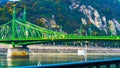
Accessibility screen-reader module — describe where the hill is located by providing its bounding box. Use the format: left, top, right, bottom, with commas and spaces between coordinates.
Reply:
0, 0, 120, 35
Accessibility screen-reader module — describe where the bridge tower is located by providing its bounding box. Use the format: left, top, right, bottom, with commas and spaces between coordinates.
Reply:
89, 24, 92, 36
7, 6, 29, 58
12, 5, 16, 46
23, 7, 26, 21
79, 26, 82, 36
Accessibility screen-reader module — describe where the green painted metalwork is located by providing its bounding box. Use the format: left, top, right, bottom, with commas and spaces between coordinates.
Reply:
89, 24, 92, 36
0, 7, 119, 45
79, 26, 82, 36
12, 6, 16, 46
23, 7, 26, 22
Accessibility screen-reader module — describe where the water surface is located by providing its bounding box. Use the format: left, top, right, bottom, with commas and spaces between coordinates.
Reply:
0, 54, 120, 68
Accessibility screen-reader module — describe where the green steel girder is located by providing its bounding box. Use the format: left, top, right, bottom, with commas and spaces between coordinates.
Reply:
0, 36, 119, 45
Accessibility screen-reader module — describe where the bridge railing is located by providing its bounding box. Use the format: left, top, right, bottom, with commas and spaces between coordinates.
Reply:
16, 58, 120, 68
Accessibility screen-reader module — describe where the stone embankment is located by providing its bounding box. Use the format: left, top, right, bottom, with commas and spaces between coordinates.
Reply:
0, 44, 120, 55
28, 45, 120, 55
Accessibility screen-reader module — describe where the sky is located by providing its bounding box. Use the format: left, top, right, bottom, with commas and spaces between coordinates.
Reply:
0, 0, 20, 3
9, 0, 20, 2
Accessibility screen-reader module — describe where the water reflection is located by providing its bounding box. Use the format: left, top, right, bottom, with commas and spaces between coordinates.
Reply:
29, 55, 88, 65
7, 58, 29, 67
0, 54, 120, 67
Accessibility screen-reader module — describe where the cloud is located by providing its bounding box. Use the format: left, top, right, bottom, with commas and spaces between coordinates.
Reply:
9, 0, 20, 2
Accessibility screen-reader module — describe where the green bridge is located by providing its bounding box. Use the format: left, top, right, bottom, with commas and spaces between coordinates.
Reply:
0, 6, 120, 58
0, 6, 120, 45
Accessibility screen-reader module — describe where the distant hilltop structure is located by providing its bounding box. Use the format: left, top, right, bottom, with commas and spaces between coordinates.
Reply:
39, 15, 60, 31
50, 15, 59, 28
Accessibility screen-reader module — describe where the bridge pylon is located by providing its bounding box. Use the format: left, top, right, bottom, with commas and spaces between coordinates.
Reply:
7, 6, 29, 58
7, 45, 29, 58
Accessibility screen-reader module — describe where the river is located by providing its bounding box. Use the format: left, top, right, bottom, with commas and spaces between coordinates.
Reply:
0, 54, 120, 68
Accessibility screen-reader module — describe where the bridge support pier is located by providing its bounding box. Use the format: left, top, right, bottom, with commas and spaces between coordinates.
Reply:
7, 45, 29, 58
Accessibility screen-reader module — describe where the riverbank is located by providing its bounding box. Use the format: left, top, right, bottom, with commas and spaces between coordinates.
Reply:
0, 44, 120, 56
29, 53, 120, 56
28, 45, 120, 56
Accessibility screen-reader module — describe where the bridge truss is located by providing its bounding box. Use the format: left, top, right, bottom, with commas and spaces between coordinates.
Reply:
0, 6, 120, 46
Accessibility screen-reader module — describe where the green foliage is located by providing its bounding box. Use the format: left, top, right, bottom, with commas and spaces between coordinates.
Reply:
0, 0, 120, 35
